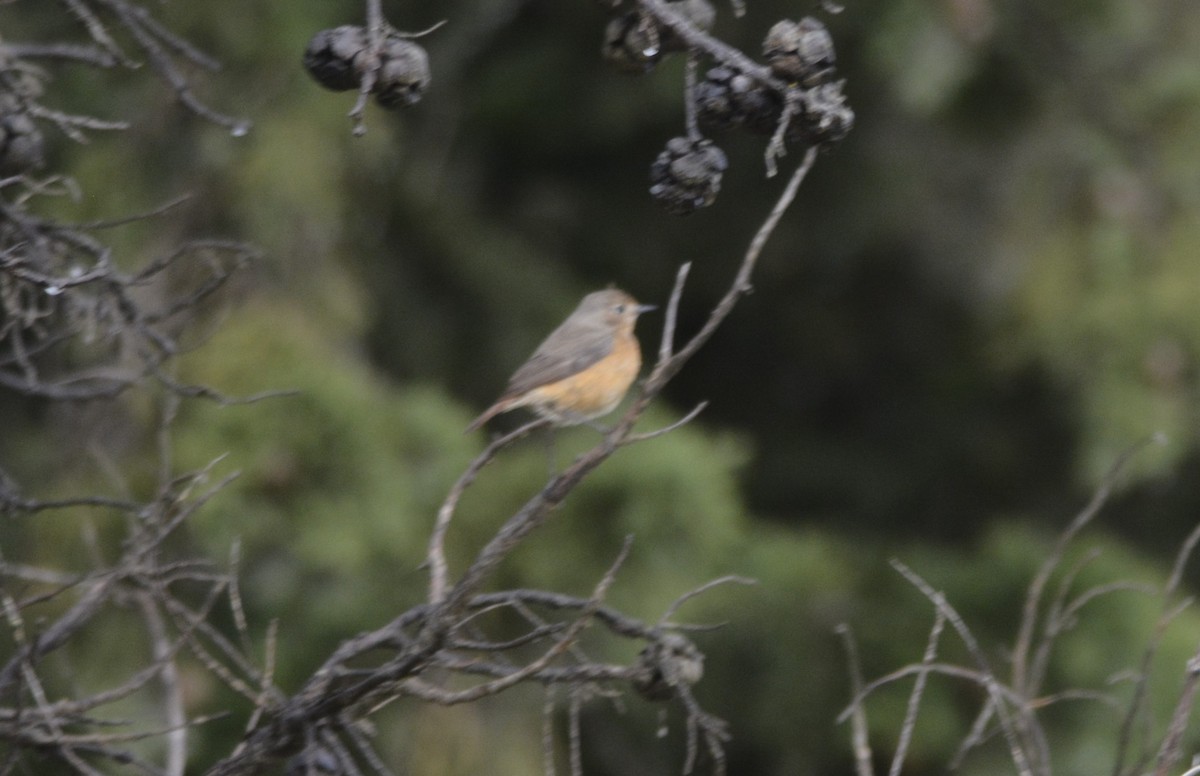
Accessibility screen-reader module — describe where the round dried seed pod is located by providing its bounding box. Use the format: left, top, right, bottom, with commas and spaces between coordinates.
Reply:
602, 11, 663, 73
763, 17, 836, 85
693, 66, 740, 129
727, 71, 783, 135
632, 634, 705, 701
649, 136, 728, 216
370, 36, 431, 109
694, 66, 779, 135
303, 25, 368, 92
797, 81, 855, 149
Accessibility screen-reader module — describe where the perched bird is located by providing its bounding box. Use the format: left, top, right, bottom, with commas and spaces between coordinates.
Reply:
466, 288, 655, 432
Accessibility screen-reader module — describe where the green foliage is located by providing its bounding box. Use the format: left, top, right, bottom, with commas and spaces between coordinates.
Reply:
984, 0, 1200, 483
1012, 214, 1200, 480
173, 299, 472, 641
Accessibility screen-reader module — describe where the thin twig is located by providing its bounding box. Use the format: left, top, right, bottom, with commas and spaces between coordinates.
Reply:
543, 686, 558, 776
891, 559, 1037, 776
621, 401, 709, 444
568, 688, 584, 776
889, 609, 945, 776
950, 700, 997, 771
401, 538, 634, 708
1013, 434, 1163, 698
658, 261, 691, 364
636, 0, 783, 93
836, 623, 875, 776
428, 418, 549, 604
136, 594, 186, 776
683, 55, 701, 141
350, 0, 387, 136
1114, 519, 1200, 776
1153, 647, 1200, 776
657, 576, 756, 626
763, 91, 800, 178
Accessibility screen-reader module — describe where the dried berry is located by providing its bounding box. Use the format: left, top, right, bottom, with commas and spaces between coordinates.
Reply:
763, 17, 836, 85
372, 37, 431, 109
695, 65, 854, 150
603, 0, 715, 73
304, 26, 431, 108
797, 80, 854, 149
694, 66, 778, 134
633, 634, 705, 701
649, 136, 728, 215
303, 25, 368, 92
603, 12, 663, 73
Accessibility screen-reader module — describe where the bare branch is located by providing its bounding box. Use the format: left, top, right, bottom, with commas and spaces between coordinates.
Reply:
402, 538, 633, 707
890, 559, 1038, 776
1153, 648, 1200, 776
636, 0, 784, 93
657, 575, 757, 627
1114, 518, 1200, 776
836, 623, 875, 776
543, 686, 559, 776
621, 401, 709, 444
568, 688, 584, 776
658, 261, 692, 364
889, 609, 946, 776
1013, 434, 1165, 698
135, 593, 187, 776
428, 418, 550, 604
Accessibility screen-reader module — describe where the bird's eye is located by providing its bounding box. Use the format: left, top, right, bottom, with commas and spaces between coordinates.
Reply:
615, 304, 626, 314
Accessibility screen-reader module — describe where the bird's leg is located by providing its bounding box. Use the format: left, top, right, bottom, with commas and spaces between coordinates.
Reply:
557, 408, 612, 435
542, 424, 559, 477
584, 419, 614, 434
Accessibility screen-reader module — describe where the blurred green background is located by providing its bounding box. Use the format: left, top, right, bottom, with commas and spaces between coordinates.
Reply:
3, 0, 1200, 773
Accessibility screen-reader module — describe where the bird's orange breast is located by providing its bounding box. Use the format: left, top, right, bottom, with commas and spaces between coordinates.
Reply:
523, 333, 642, 424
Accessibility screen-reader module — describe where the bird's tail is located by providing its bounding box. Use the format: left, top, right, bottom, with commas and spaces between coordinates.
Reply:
464, 399, 512, 434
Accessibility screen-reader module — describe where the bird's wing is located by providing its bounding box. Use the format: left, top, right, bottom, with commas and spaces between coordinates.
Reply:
502, 322, 614, 398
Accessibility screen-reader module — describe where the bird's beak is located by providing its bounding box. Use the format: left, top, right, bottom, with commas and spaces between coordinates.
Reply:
637, 304, 658, 314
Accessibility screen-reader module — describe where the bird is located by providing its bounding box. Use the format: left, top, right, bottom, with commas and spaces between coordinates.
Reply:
466, 288, 655, 433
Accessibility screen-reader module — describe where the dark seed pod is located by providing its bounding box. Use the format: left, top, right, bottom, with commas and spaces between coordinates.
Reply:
371, 36, 431, 109
695, 65, 854, 149
763, 17, 836, 85
603, 1, 715, 72
730, 73, 785, 135
692, 66, 738, 130
633, 634, 705, 702
303, 25, 368, 92
0, 105, 45, 176
694, 66, 779, 134
649, 136, 728, 216
603, 12, 663, 73
797, 81, 855, 149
